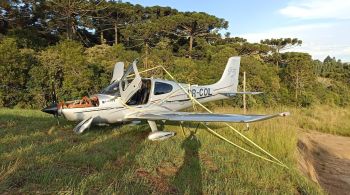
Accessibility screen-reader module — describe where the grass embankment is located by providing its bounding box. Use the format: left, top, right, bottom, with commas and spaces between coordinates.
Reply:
294, 106, 350, 136
1, 106, 347, 193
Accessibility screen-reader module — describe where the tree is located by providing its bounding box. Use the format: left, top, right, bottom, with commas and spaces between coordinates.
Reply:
260, 38, 302, 67
122, 19, 165, 68
35, 40, 94, 101
234, 56, 281, 107
46, 0, 107, 41
0, 38, 37, 107
172, 58, 198, 84
281, 52, 316, 106
87, 1, 141, 45
167, 12, 228, 58
235, 42, 271, 57
214, 36, 247, 45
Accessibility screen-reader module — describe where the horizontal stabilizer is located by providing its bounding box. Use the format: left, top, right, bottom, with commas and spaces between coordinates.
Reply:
220, 92, 263, 97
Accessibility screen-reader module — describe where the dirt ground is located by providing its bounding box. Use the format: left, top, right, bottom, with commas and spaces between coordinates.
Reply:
298, 131, 350, 195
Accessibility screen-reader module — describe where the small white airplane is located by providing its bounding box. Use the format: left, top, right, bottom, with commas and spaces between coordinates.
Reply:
42, 57, 289, 140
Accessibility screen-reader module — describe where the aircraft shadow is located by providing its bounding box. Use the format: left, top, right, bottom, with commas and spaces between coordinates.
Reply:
173, 131, 203, 194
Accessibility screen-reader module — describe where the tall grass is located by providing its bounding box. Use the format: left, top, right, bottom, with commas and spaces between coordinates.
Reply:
2, 105, 346, 193
294, 105, 350, 136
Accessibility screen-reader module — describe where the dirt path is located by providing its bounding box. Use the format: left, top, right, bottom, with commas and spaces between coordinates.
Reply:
298, 131, 350, 195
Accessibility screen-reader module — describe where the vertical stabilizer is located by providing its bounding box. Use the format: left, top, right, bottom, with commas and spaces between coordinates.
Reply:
213, 56, 240, 92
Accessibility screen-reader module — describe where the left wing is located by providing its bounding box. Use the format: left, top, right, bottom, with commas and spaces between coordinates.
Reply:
126, 111, 290, 123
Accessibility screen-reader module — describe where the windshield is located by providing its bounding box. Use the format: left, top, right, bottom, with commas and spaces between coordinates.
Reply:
100, 81, 120, 96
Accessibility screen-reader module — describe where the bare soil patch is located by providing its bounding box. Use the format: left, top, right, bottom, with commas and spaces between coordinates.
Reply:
298, 131, 350, 195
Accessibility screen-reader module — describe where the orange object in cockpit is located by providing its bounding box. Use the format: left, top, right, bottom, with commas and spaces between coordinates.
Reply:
65, 96, 99, 108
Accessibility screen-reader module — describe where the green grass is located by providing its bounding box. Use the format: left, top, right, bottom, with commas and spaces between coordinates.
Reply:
0, 107, 337, 194
294, 105, 350, 136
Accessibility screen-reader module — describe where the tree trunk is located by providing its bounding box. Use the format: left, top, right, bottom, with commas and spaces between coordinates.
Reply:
100, 31, 105, 44
66, 16, 70, 40
145, 42, 149, 69
189, 35, 193, 58
295, 71, 299, 103
114, 22, 118, 45
276, 48, 280, 67
71, 25, 76, 39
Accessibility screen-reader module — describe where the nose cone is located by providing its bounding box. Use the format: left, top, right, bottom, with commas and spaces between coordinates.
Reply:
42, 104, 58, 115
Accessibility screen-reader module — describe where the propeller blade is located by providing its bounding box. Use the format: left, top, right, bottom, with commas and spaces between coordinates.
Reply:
42, 78, 61, 125
51, 80, 57, 105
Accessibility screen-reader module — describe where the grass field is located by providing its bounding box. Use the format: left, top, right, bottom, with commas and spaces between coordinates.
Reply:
1, 105, 348, 194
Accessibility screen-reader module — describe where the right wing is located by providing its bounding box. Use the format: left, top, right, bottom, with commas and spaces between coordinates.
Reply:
126, 111, 290, 123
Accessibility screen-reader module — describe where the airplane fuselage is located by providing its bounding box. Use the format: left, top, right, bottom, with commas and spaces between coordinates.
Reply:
60, 78, 230, 124
42, 57, 288, 139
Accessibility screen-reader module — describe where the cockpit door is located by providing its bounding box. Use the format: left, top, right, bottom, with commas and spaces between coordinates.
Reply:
111, 62, 124, 83
119, 60, 142, 103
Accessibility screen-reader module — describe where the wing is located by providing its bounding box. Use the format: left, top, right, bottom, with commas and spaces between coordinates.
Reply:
126, 111, 290, 123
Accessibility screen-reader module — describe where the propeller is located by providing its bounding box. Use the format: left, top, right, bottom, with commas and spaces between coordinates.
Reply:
42, 80, 60, 125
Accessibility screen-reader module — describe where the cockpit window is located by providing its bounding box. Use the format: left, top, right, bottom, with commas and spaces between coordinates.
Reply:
154, 82, 173, 95
100, 81, 120, 96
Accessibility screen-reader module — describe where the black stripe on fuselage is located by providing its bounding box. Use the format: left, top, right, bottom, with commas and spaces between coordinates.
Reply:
164, 96, 208, 103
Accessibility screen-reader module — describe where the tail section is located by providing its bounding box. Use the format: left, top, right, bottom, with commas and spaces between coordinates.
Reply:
212, 56, 240, 93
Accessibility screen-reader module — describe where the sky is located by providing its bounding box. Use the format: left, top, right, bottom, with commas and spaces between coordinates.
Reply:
126, 0, 350, 62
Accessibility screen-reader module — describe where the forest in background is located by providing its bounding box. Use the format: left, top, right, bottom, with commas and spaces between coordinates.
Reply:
1, 0, 349, 109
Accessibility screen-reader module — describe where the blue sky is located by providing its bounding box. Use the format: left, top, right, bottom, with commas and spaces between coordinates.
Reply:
127, 0, 350, 62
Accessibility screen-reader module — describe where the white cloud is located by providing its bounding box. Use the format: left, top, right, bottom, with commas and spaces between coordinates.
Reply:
238, 22, 350, 62
279, 0, 350, 19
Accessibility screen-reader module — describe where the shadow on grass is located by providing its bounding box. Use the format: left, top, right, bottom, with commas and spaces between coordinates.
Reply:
173, 131, 203, 194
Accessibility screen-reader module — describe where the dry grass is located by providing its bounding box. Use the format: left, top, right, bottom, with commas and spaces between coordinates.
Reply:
2, 105, 347, 193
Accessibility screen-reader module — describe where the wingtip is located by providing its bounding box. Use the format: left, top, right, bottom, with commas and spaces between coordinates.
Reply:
279, 112, 290, 117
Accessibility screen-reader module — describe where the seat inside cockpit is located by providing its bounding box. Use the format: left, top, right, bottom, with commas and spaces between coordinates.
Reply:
99, 79, 151, 106
126, 79, 151, 105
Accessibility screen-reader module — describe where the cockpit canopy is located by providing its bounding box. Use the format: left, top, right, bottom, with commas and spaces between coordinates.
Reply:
100, 61, 138, 97
99, 60, 172, 106
100, 81, 120, 96
100, 60, 141, 102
